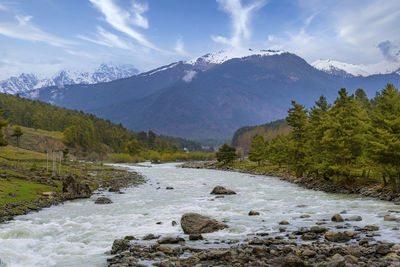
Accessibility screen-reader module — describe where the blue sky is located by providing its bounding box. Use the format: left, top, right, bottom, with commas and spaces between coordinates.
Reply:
0, 0, 399, 78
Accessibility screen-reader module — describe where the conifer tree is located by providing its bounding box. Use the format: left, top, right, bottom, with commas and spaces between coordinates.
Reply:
216, 144, 237, 164
0, 109, 8, 146
320, 88, 369, 180
286, 101, 309, 176
368, 84, 400, 188
266, 134, 290, 167
248, 135, 267, 166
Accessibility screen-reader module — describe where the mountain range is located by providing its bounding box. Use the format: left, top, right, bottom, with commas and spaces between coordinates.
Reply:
0, 64, 139, 97
9, 49, 400, 140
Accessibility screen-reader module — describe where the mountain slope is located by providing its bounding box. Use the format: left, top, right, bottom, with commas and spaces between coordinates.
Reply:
28, 50, 400, 140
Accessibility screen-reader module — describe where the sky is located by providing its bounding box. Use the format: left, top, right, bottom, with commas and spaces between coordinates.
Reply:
0, 0, 399, 79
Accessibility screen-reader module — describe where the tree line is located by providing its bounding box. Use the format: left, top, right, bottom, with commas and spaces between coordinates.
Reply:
223, 84, 400, 189
0, 93, 192, 154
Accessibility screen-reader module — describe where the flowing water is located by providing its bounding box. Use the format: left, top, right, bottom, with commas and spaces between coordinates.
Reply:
0, 163, 399, 267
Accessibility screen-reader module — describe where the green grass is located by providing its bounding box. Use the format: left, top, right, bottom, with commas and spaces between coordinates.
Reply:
0, 146, 46, 160
0, 178, 56, 204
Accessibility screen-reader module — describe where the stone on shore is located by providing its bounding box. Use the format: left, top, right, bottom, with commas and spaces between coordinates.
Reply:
62, 175, 92, 200
181, 213, 228, 234
324, 231, 351, 242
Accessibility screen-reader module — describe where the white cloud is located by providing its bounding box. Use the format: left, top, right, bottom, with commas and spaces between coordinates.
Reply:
78, 26, 135, 50
0, 4, 7, 11
182, 70, 197, 82
65, 49, 96, 59
212, 0, 266, 48
174, 37, 189, 56
131, 0, 149, 29
89, 0, 160, 51
0, 15, 73, 47
265, 0, 400, 65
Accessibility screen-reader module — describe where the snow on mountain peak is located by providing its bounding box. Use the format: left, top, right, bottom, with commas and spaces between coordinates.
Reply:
187, 49, 285, 65
312, 59, 400, 77
0, 63, 139, 95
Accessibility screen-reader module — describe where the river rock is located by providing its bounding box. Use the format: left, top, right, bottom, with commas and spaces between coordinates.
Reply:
189, 234, 203, 240
142, 233, 160, 240
248, 210, 260, 216
324, 231, 351, 242
301, 232, 318, 240
279, 220, 289, 225
302, 249, 316, 257
331, 214, 344, 222
111, 239, 129, 254
376, 244, 391, 255
158, 236, 185, 244
282, 254, 306, 267
364, 225, 379, 231
384, 215, 397, 221
157, 245, 176, 255
95, 197, 112, 204
346, 215, 362, 221
62, 175, 92, 199
327, 254, 345, 267
310, 226, 328, 233
210, 186, 236, 195
181, 213, 228, 234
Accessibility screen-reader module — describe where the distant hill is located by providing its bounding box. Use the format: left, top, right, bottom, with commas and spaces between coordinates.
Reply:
231, 119, 290, 155
20, 49, 400, 140
0, 93, 204, 153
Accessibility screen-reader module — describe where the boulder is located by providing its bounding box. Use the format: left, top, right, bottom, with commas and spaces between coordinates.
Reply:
384, 215, 397, 221
376, 244, 391, 255
364, 225, 379, 231
346, 215, 362, 221
180, 213, 228, 234
282, 254, 306, 267
310, 226, 328, 233
189, 234, 203, 240
324, 231, 351, 242
142, 234, 160, 240
158, 236, 185, 244
279, 220, 290, 225
95, 197, 112, 204
331, 214, 344, 222
111, 239, 129, 254
248, 210, 260, 216
327, 254, 345, 267
210, 186, 236, 195
62, 175, 92, 200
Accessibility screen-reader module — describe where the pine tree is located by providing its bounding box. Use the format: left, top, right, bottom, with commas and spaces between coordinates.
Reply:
11, 126, 23, 147
286, 101, 309, 176
306, 95, 330, 177
267, 134, 290, 167
216, 144, 237, 164
248, 135, 267, 166
320, 88, 369, 180
368, 84, 400, 188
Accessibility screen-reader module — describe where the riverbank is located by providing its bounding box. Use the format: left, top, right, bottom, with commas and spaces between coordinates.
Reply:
181, 160, 400, 204
0, 160, 145, 223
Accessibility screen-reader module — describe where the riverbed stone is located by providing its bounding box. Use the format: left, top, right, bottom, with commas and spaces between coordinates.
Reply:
189, 234, 203, 240
325, 231, 351, 242
364, 225, 379, 231
331, 214, 344, 222
248, 210, 260, 216
346, 215, 362, 221
62, 175, 92, 199
143, 233, 160, 240
111, 239, 129, 254
279, 220, 290, 225
310, 226, 328, 233
327, 254, 345, 267
384, 215, 397, 221
181, 213, 228, 234
376, 244, 391, 255
95, 197, 112, 204
158, 236, 185, 244
210, 186, 236, 195
282, 254, 306, 267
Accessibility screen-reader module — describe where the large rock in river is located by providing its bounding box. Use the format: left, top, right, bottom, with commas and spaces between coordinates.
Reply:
62, 175, 92, 200
210, 186, 236, 195
181, 213, 228, 234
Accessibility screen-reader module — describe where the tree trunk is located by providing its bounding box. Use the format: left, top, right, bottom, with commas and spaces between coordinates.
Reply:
382, 175, 387, 187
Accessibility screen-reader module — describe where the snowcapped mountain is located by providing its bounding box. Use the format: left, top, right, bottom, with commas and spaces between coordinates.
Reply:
312, 59, 400, 77
0, 64, 139, 95
187, 49, 285, 69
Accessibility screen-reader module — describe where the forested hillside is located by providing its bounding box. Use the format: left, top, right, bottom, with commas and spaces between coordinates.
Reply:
0, 94, 204, 155
231, 119, 290, 154
246, 84, 400, 189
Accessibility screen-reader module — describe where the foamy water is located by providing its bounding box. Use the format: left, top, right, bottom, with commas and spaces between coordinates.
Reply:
0, 163, 399, 266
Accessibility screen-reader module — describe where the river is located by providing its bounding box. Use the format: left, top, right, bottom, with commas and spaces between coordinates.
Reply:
0, 162, 399, 266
